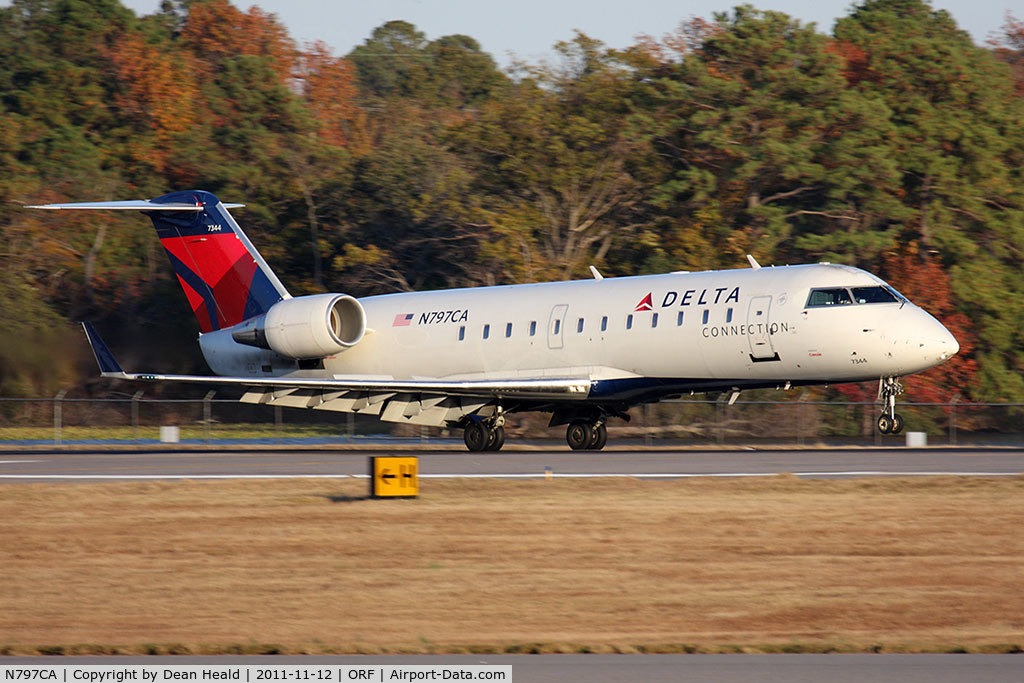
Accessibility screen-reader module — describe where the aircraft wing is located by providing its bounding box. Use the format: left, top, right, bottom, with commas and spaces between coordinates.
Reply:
82, 322, 592, 402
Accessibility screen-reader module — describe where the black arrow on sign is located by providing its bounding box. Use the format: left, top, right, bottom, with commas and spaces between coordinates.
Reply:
380, 470, 396, 481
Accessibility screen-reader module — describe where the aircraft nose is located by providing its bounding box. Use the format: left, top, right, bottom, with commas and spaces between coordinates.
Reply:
917, 312, 959, 365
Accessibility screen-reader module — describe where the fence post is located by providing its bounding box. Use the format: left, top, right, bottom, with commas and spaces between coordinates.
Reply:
347, 411, 354, 441
949, 395, 959, 446
644, 403, 652, 447
796, 394, 804, 447
716, 398, 725, 446
131, 391, 143, 442
204, 391, 216, 444
275, 405, 283, 444
53, 390, 67, 446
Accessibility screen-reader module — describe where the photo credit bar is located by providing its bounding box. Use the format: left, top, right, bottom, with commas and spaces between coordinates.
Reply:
0, 667, 509, 683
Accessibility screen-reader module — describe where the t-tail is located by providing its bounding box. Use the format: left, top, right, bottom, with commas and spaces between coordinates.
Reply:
29, 190, 290, 332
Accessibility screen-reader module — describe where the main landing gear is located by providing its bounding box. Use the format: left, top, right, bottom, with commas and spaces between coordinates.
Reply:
877, 376, 905, 435
463, 417, 505, 452
566, 421, 608, 451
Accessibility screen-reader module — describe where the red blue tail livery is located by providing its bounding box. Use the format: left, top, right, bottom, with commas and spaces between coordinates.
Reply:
145, 191, 289, 332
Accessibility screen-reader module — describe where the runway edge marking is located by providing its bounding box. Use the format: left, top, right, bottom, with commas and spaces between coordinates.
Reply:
0, 471, 1021, 480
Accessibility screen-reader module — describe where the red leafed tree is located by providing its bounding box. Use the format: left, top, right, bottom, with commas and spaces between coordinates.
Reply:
990, 13, 1024, 96
181, 0, 296, 83
296, 42, 358, 149
824, 39, 871, 85
837, 243, 978, 404
107, 34, 199, 175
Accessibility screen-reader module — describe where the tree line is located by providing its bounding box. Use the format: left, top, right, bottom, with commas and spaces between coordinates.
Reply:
1, 0, 1022, 405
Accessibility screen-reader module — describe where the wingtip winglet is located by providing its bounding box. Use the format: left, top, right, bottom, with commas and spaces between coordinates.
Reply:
81, 322, 125, 376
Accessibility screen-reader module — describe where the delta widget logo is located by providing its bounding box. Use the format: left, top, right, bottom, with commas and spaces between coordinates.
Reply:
634, 293, 653, 312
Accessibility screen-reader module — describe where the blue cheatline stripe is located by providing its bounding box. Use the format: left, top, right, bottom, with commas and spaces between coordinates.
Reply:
163, 248, 220, 331
244, 265, 283, 320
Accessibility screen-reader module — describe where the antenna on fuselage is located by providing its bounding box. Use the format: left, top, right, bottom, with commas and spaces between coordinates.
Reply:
589, 265, 604, 280
746, 254, 761, 270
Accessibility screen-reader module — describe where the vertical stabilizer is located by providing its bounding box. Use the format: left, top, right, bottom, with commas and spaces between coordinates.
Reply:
145, 190, 290, 332
29, 190, 291, 333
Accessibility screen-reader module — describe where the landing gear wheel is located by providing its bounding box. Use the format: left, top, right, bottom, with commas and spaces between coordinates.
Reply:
464, 422, 490, 452
486, 425, 505, 451
566, 422, 593, 451
891, 413, 904, 435
877, 414, 894, 434
587, 423, 608, 451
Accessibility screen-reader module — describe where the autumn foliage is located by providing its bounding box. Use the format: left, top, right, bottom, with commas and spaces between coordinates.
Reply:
1, 0, 1023, 407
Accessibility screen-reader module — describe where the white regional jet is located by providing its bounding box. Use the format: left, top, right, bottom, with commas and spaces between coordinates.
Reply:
30, 191, 960, 451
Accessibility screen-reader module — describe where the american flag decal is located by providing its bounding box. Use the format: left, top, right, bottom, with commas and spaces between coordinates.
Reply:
393, 313, 414, 327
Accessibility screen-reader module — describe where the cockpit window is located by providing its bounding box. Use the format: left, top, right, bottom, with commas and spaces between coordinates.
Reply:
806, 285, 904, 308
884, 285, 908, 303
851, 286, 899, 304
806, 288, 853, 307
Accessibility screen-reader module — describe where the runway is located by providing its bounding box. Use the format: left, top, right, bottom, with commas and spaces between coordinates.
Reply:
0, 446, 1022, 482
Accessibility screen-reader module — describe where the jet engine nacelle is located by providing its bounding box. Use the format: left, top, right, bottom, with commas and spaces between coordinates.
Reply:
231, 293, 366, 359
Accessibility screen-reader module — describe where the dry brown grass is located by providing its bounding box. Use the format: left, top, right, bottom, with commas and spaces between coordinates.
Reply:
1, 476, 1022, 655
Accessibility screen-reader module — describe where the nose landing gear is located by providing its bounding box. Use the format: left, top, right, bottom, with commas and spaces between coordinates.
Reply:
877, 377, 905, 435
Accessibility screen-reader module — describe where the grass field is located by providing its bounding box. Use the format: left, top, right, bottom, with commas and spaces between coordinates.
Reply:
0, 424, 351, 442
1, 476, 1022, 655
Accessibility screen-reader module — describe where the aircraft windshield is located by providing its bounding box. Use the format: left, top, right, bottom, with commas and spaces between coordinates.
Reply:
806, 285, 901, 308
806, 288, 852, 306
851, 286, 899, 304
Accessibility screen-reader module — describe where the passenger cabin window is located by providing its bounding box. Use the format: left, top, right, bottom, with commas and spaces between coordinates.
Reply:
601, 316, 608, 332
725, 308, 733, 323
553, 319, 561, 335
651, 313, 659, 328
626, 314, 633, 330
677, 311, 684, 326
529, 321, 537, 336
505, 322, 512, 338
483, 324, 490, 339
577, 318, 584, 333
458, 326, 465, 341
701, 310, 709, 324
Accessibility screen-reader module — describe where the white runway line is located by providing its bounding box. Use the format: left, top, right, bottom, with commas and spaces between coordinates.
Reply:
0, 471, 1020, 480
0, 460, 41, 464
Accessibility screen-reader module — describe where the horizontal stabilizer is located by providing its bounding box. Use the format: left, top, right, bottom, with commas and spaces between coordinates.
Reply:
31, 191, 286, 333
27, 199, 244, 211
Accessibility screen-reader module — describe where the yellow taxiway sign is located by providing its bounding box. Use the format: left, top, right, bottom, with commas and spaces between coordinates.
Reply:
370, 456, 419, 498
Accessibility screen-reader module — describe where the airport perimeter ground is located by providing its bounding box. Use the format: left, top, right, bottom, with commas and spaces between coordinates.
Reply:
1, 472, 1023, 655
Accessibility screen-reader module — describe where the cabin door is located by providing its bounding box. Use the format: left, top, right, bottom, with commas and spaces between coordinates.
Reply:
746, 295, 777, 360
547, 304, 569, 349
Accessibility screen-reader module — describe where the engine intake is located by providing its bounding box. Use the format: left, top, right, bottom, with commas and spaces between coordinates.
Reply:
231, 293, 366, 359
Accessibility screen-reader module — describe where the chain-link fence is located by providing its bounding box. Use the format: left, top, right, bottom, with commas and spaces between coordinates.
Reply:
1, 394, 1021, 446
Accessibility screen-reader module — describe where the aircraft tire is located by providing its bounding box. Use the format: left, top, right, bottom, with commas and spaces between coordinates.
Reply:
566, 422, 593, 451
588, 423, 608, 451
877, 414, 894, 434
464, 422, 490, 452
487, 425, 505, 451
891, 413, 904, 434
